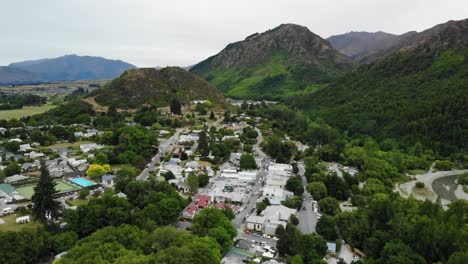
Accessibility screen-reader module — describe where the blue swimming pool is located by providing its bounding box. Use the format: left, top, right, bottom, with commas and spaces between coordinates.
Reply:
70, 177, 94, 187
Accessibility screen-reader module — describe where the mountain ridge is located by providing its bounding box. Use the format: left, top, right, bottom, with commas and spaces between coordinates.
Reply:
1, 55, 136, 85
93, 67, 226, 109
191, 23, 355, 99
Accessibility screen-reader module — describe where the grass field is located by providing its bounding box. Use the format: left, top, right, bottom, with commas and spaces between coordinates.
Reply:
67, 198, 90, 206
0, 214, 42, 232
16, 179, 80, 199
0, 104, 57, 120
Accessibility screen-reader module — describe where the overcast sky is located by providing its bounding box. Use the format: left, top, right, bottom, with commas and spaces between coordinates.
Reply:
1, 0, 467, 67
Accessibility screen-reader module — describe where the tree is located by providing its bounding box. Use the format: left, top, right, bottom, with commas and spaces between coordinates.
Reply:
286, 176, 304, 196
316, 215, 338, 240
290, 214, 299, 225
31, 163, 60, 222
239, 153, 256, 170
192, 208, 237, 254
114, 166, 140, 192
4, 162, 21, 176
198, 131, 210, 157
307, 182, 328, 200
318, 197, 340, 216
79, 189, 90, 199
209, 111, 216, 120
187, 172, 199, 194
170, 98, 182, 115
86, 164, 111, 179
198, 174, 210, 187
93, 153, 109, 165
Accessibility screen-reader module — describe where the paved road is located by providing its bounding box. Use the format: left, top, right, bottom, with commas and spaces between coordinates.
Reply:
233, 128, 268, 228
296, 162, 319, 234
137, 128, 184, 181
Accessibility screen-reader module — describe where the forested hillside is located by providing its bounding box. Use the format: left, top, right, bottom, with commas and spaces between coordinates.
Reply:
289, 45, 468, 155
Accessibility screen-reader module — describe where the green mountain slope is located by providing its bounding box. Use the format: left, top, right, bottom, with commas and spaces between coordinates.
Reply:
94, 67, 225, 108
288, 19, 468, 154
190, 24, 354, 99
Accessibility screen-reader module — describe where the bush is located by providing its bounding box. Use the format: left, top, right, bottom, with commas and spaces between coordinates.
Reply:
434, 160, 455, 171
415, 181, 425, 188
79, 189, 90, 199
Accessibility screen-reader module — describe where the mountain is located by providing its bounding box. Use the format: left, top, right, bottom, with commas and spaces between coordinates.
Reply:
289, 18, 468, 154
0, 66, 42, 85
190, 24, 355, 99
93, 67, 225, 108
7, 54, 136, 82
327, 31, 417, 62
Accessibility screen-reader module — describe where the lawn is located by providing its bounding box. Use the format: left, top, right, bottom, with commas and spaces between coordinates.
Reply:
0, 104, 56, 120
67, 198, 90, 206
16, 179, 80, 199
0, 214, 42, 232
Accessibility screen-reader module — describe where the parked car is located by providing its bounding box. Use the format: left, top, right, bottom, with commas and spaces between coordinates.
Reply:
1, 207, 14, 216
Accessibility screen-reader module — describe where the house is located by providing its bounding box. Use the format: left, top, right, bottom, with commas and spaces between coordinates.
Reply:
246, 205, 297, 235
4, 174, 29, 184
25, 151, 45, 159
0, 127, 7, 134
327, 242, 337, 253
181, 194, 212, 219
101, 174, 115, 188
80, 143, 104, 153
178, 134, 199, 143
246, 215, 265, 232
9, 138, 22, 143
74, 132, 84, 138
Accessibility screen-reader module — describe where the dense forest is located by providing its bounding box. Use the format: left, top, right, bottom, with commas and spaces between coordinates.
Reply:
287, 47, 468, 155
0, 93, 46, 110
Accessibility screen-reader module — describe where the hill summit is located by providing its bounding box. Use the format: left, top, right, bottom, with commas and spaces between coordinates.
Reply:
94, 67, 225, 108
190, 24, 354, 99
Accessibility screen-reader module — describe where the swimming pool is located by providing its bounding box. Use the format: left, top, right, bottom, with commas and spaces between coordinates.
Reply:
70, 177, 94, 187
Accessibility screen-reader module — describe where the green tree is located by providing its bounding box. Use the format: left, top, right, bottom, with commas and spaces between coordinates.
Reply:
31, 163, 60, 222
198, 174, 210, 187
198, 131, 210, 157
209, 111, 216, 120
170, 98, 182, 115
318, 197, 340, 216
114, 166, 140, 192
316, 215, 338, 240
187, 172, 199, 194
286, 176, 304, 196
4, 162, 21, 176
307, 182, 328, 200
239, 153, 256, 170
86, 164, 111, 179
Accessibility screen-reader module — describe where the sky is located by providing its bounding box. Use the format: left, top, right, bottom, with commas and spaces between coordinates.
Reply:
1, 0, 467, 67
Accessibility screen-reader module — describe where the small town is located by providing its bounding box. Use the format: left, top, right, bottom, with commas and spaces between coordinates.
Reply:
0, 2, 467, 264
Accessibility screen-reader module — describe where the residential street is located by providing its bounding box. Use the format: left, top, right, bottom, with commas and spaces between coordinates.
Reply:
136, 128, 184, 181
296, 162, 319, 234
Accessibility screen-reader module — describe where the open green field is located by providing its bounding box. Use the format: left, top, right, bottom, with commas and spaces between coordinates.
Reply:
0, 214, 42, 232
0, 104, 57, 120
16, 179, 80, 199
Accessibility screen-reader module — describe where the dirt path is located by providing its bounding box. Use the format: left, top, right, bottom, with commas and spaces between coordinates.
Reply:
82, 96, 137, 113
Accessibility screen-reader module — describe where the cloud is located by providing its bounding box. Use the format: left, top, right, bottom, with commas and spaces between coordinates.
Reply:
1, 0, 466, 67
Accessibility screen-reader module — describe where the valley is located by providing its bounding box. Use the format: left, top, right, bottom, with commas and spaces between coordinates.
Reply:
0, 10, 466, 264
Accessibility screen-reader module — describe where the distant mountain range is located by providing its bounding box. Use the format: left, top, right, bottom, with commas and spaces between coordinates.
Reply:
327, 19, 468, 63
93, 67, 225, 108
327, 31, 417, 62
0, 55, 136, 85
190, 24, 354, 99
